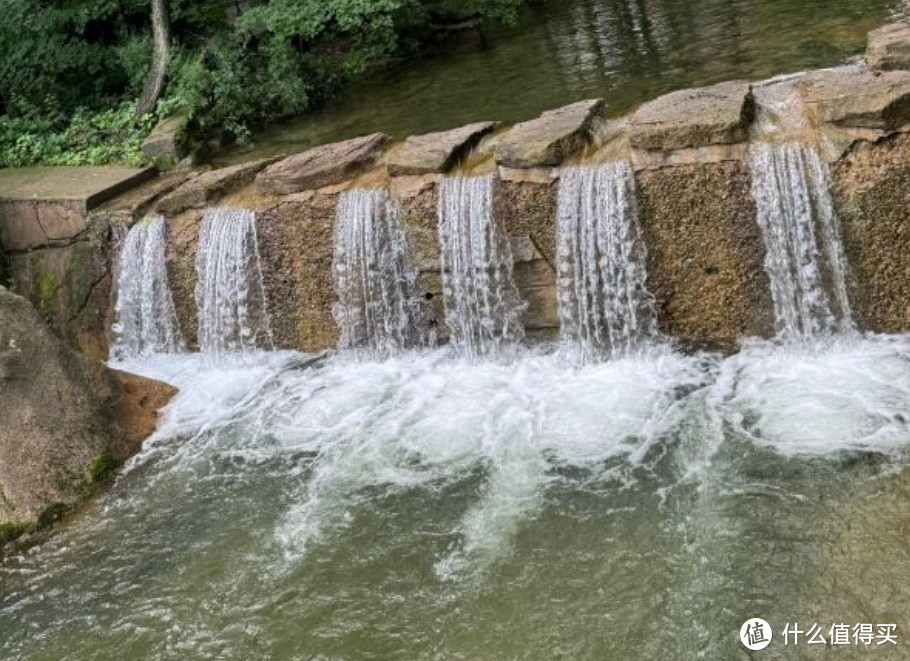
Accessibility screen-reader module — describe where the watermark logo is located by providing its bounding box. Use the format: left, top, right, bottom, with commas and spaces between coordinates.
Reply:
741, 618, 772, 651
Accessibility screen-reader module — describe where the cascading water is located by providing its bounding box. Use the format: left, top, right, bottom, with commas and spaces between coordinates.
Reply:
333, 188, 423, 355
111, 215, 182, 358
556, 162, 656, 359
437, 175, 526, 357
195, 207, 272, 356
749, 143, 854, 339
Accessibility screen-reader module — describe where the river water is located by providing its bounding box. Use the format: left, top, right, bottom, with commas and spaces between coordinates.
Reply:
2, 336, 910, 658
223, 0, 909, 162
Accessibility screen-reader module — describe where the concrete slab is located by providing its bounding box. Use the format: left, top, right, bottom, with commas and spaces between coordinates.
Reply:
0, 166, 155, 212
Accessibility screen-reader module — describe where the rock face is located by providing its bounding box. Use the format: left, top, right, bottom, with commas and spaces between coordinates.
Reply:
0, 201, 86, 252
867, 21, 910, 72
832, 132, 910, 333
630, 80, 754, 151
799, 68, 910, 130
637, 162, 774, 347
256, 133, 389, 194
385, 122, 499, 176
156, 159, 276, 216
495, 99, 604, 168
0, 287, 175, 532
141, 114, 189, 165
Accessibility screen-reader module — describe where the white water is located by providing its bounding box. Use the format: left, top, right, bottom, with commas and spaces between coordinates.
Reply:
195, 208, 273, 357
333, 188, 423, 355
111, 215, 183, 358
556, 162, 656, 360
749, 143, 854, 338
437, 175, 526, 357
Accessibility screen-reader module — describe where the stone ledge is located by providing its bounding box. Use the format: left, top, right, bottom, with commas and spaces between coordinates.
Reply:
495, 99, 604, 168
385, 121, 499, 176
867, 21, 910, 72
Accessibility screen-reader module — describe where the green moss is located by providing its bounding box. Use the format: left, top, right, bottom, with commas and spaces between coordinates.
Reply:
36, 502, 69, 528
0, 521, 30, 544
34, 270, 57, 314
89, 452, 118, 484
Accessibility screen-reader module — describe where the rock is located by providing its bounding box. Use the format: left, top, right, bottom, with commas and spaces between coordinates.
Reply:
256, 133, 389, 194
155, 158, 276, 216
384, 122, 499, 176
0, 286, 175, 533
629, 80, 754, 151
799, 67, 910, 130
0, 200, 86, 251
495, 99, 604, 168
141, 114, 189, 165
867, 21, 910, 71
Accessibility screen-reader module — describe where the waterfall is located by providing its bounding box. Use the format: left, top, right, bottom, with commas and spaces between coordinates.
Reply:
333, 188, 422, 355
195, 208, 272, 356
437, 175, 526, 357
749, 143, 854, 339
111, 215, 182, 358
556, 162, 656, 359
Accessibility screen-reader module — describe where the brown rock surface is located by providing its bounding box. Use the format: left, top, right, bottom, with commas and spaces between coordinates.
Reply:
637, 162, 774, 347
495, 100, 603, 168
799, 67, 910, 130
629, 80, 754, 151
385, 122, 499, 176
256, 133, 389, 194
156, 159, 276, 216
0, 287, 174, 529
832, 132, 910, 333
867, 21, 910, 72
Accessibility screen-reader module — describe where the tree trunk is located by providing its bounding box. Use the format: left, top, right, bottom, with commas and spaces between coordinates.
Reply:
137, 0, 170, 115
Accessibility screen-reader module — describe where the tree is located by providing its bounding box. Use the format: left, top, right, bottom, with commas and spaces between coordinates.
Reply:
137, 0, 170, 115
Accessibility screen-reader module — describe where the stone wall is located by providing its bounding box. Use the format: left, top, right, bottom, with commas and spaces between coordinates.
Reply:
7, 21, 910, 357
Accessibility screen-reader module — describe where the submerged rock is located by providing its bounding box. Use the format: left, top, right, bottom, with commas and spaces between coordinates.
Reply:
256, 133, 389, 194
0, 286, 175, 538
867, 21, 910, 72
385, 121, 499, 176
629, 80, 754, 151
495, 99, 603, 168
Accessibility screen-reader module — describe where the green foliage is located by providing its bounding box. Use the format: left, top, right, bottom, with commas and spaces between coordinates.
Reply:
0, 102, 155, 168
0, 0, 535, 164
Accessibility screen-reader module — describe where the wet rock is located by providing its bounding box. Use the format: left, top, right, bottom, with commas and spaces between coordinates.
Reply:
385, 122, 499, 176
141, 114, 189, 166
256, 133, 389, 194
637, 162, 774, 347
0, 200, 86, 251
495, 99, 604, 168
155, 158, 276, 216
867, 21, 910, 72
832, 132, 910, 333
799, 67, 910, 130
0, 287, 175, 532
629, 80, 754, 151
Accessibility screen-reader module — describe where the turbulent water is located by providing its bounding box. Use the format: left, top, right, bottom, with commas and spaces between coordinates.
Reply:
111, 215, 182, 358
437, 175, 526, 357
2, 336, 910, 658
749, 143, 854, 338
333, 188, 423, 355
556, 163, 656, 360
195, 208, 273, 357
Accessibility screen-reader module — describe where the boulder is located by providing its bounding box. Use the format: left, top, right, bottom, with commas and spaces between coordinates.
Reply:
141, 114, 189, 165
0, 286, 175, 536
0, 200, 85, 251
799, 67, 910, 130
155, 158, 276, 216
495, 99, 604, 168
256, 133, 389, 194
629, 80, 754, 151
867, 21, 910, 72
384, 121, 499, 176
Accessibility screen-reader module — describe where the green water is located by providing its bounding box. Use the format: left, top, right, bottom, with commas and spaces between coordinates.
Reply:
223, 0, 906, 163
